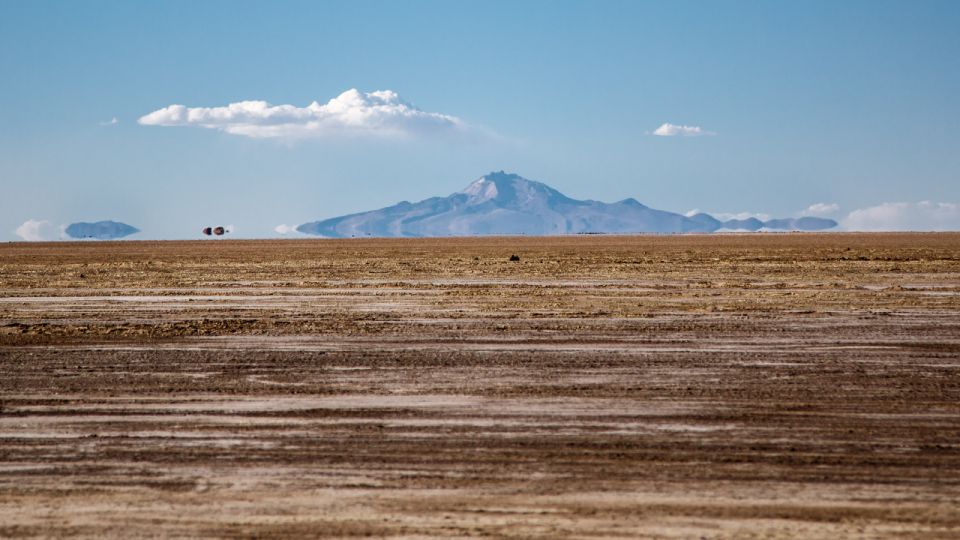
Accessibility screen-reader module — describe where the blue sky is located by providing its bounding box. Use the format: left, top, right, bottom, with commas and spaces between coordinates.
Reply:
2, 0, 959, 239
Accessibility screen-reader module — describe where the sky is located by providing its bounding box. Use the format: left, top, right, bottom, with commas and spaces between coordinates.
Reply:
2, 0, 959, 240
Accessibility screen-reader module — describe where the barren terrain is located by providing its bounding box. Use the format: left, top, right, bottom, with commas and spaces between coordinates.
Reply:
1, 233, 958, 538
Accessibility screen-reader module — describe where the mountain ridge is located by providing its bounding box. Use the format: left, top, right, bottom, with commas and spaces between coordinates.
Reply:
65, 220, 140, 240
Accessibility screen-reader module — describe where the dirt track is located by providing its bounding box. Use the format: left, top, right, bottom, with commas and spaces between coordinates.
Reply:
1, 234, 959, 538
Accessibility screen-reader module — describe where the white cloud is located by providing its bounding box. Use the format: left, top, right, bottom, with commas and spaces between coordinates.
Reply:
99, 117, 118, 126
686, 209, 770, 221
710, 211, 771, 222
804, 202, 840, 216
15, 219, 57, 241
274, 224, 299, 235
139, 89, 471, 140
652, 123, 714, 137
841, 201, 960, 231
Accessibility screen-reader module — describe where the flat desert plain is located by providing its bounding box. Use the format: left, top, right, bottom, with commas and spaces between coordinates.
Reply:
1, 233, 959, 539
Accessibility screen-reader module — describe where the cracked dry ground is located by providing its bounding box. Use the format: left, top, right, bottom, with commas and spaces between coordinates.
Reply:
0, 233, 958, 539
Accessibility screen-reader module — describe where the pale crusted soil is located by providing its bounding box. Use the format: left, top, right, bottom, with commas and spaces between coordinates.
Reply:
0, 233, 958, 538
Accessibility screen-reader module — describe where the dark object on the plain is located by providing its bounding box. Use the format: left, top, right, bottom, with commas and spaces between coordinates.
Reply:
509, 254, 520, 261
202, 226, 229, 236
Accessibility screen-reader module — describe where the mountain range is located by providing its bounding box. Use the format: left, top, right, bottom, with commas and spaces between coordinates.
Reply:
297, 172, 836, 237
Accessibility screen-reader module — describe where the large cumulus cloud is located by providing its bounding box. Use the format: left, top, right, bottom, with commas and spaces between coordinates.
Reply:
138, 89, 471, 140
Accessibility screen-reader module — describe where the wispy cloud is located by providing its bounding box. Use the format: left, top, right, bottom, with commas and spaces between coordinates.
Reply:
139, 89, 473, 140
652, 123, 714, 137
710, 211, 770, 222
686, 209, 771, 221
804, 202, 840, 216
274, 224, 299, 235
15, 219, 57, 241
99, 117, 118, 126
841, 201, 960, 231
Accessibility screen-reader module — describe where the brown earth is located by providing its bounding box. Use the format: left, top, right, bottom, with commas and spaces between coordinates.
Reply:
0, 233, 958, 538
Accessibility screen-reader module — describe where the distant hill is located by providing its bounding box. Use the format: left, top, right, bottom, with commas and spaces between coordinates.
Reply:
65, 221, 140, 240
298, 171, 837, 237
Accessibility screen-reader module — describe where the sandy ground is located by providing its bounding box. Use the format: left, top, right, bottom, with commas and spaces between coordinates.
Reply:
0, 233, 958, 538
